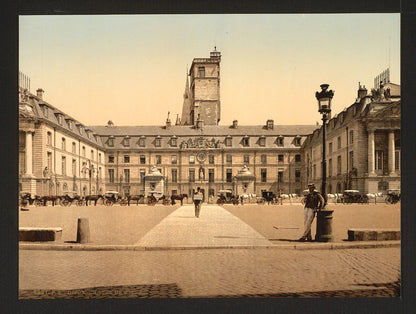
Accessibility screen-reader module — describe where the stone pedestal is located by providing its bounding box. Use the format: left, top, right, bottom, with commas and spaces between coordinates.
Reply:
76, 218, 90, 244
315, 208, 334, 242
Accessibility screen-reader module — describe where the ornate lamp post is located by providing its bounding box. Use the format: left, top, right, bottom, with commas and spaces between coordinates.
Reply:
315, 84, 335, 242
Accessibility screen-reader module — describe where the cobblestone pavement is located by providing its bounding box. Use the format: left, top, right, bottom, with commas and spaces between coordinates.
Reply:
19, 247, 400, 298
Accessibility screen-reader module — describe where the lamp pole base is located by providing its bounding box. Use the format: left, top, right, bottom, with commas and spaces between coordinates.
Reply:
315, 208, 334, 242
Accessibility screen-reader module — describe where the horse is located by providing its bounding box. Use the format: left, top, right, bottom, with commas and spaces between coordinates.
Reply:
20, 193, 42, 206
85, 194, 104, 206
41, 195, 62, 206
170, 193, 188, 205
366, 192, 383, 204
127, 194, 145, 206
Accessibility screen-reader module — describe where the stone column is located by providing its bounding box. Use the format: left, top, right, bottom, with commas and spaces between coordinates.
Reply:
25, 131, 33, 176
388, 130, 396, 175
368, 129, 375, 176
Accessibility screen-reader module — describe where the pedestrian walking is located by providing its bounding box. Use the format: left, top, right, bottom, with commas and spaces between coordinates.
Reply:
299, 183, 324, 242
193, 187, 203, 218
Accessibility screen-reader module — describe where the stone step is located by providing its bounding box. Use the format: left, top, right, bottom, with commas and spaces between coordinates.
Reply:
19, 227, 63, 242
347, 228, 400, 241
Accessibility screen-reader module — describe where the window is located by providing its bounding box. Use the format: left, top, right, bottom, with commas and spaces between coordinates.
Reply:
139, 137, 146, 147
225, 136, 232, 147
278, 169, 284, 183
82, 146, 86, 157
278, 154, 284, 163
124, 155, 130, 163
349, 151, 354, 170
61, 138, 66, 150
140, 169, 146, 183
171, 155, 177, 164
61, 156, 66, 175
295, 169, 301, 182
259, 137, 266, 146
68, 120, 73, 130
337, 137, 341, 149
261, 169, 267, 182
295, 154, 301, 162
337, 156, 342, 174
98, 153, 101, 163
277, 137, 284, 146
79, 126, 84, 135
98, 167, 102, 179
209, 155, 214, 164
208, 189, 215, 197
226, 155, 232, 164
244, 155, 250, 164
294, 137, 301, 146
108, 155, 114, 163
156, 155, 161, 164
108, 137, 114, 147
340, 114, 344, 124
72, 142, 76, 154
124, 169, 130, 183
57, 115, 63, 125
209, 169, 214, 183
313, 164, 316, 179
140, 155, 146, 164
171, 137, 177, 147
123, 137, 130, 147
47, 152, 52, 170
328, 159, 332, 177
91, 150, 94, 160
261, 154, 267, 164
375, 150, 383, 170
47, 132, 52, 145
349, 130, 354, 144
43, 106, 48, 117
329, 142, 333, 154
171, 169, 178, 183
155, 137, 161, 147
395, 150, 400, 170
72, 159, 76, 176
189, 155, 195, 164
198, 66, 205, 78
189, 169, 195, 182
226, 169, 232, 182
242, 136, 249, 147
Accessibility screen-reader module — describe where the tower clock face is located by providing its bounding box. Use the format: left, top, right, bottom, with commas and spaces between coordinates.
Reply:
197, 152, 207, 162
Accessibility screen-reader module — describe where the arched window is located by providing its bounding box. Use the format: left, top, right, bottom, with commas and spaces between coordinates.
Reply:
378, 181, 389, 192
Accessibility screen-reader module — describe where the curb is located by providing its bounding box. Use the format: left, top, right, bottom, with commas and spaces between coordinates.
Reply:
19, 240, 400, 252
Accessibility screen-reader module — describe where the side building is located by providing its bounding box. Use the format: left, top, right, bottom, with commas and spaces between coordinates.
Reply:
19, 82, 106, 196
302, 82, 401, 194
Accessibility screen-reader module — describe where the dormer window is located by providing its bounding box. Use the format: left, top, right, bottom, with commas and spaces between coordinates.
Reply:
171, 136, 177, 147
259, 136, 266, 147
225, 136, 232, 147
242, 136, 249, 147
56, 114, 63, 125
108, 136, 114, 147
139, 136, 146, 147
43, 106, 48, 118
155, 136, 161, 147
353, 106, 357, 116
277, 136, 284, 147
88, 132, 92, 139
79, 126, 84, 135
123, 136, 130, 147
340, 114, 344, 124
67, 120, 73, 130
294, 136, 301, 146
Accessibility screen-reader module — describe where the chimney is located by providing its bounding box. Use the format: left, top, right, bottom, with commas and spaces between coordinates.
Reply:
36, 88, 44, 100
357, 82, 367, 99
175, 114, 181, 126
196, 114, 203, 129
266, 119, 274, 129
232, 120, 238, 128
165, 111, 171, 128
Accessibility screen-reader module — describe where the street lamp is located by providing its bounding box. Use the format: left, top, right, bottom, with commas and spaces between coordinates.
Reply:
315, 84, 334, 242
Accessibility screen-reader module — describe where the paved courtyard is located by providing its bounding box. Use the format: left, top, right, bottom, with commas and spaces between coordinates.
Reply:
18, 202, 401, 298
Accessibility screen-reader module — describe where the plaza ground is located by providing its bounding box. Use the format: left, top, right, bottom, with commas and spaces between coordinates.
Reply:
18, 202, 400, 298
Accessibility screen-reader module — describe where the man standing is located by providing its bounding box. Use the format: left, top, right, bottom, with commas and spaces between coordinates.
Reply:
193, 187, 203, 218
299, 183, 324, 242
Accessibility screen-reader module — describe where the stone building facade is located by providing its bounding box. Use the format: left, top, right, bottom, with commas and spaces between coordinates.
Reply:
18, 83, 106, 196
19, 49, 401, 199
302, 82, 401, 194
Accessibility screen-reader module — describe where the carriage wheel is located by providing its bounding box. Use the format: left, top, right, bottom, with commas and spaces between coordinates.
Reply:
120, 199, 128, 206
104, 199, 113, 206
34, 200, 43, 206
385, 196, 393, 204
61, 199, 70, 207
216, 199, 224, 205
233, 199, 239, 205
76, 200, 85, 206
148, 199, 156, 206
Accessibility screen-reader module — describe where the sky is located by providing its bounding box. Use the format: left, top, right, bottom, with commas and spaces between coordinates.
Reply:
19, 14, 400, 127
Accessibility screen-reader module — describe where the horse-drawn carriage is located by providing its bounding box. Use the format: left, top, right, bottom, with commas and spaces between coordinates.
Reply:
147, 192, 170, 206
60, 191, 84, 207
342, 190, 369, 204
385, 189, 400, 204
216, 190, 239, 205
257, 191, 278, 205
103, 191, 128, 206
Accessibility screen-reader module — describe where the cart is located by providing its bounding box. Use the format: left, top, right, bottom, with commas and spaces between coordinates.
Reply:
342, 190, 369, 204
103, 191, 128, 206
385, 189, 400, 204
216, 190, 238, 205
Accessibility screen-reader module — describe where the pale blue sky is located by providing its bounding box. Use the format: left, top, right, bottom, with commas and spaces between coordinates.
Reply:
19, 14, 400, 126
